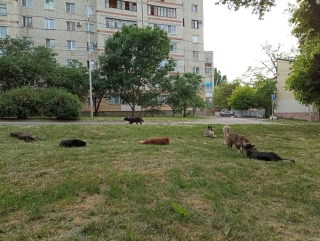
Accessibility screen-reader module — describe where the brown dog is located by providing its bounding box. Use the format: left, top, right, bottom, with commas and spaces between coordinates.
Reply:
223, 125, 252, 152
139, 137, 170, 145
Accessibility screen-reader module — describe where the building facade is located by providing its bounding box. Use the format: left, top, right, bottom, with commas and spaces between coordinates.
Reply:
275, 59, 319, 121
0, 0, 213, 115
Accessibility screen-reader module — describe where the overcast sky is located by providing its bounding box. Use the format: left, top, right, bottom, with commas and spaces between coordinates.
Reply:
203, 0, 298, 82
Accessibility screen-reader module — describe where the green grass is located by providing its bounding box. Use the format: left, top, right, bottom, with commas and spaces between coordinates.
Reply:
0, 122, 320, 240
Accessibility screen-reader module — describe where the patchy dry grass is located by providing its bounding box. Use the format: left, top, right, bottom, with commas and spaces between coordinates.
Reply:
0, 123, 320, 240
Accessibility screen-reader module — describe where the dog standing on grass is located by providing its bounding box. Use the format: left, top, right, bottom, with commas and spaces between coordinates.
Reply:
223, 125, 252, 152
204, 125, 217, 138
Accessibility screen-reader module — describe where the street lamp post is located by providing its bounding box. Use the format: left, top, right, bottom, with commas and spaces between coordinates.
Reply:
271, 91, 276, 121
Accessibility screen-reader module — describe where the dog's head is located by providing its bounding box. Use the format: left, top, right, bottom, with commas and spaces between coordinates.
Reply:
124, 117, 129, 121
244, 143, 255, 151
206, 125, 213, 132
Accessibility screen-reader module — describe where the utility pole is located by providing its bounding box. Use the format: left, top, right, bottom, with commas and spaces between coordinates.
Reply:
87, 0, 93, 118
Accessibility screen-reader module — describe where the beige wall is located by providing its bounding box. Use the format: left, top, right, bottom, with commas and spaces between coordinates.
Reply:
276, 59, 318, 121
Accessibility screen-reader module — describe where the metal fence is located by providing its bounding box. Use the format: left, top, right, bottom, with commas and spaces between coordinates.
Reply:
234, 109, 265, 118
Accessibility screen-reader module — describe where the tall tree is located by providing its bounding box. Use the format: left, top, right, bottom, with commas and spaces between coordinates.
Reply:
90, 69, 110, 116
99, 25, 174, 116
164, 73, 203, 117
213, 81, 239, 109
255, 79, 277, 116
228, 85, 257, 110
214, 68, 228, 86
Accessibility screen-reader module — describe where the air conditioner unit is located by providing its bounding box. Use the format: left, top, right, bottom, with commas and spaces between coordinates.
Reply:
76, 22, 82, 26
198, 20, 202, 24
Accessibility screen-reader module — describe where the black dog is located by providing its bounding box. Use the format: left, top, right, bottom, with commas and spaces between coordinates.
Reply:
124, 116, 144, 125
60, 139, 86, 147
244, 144, 295, 163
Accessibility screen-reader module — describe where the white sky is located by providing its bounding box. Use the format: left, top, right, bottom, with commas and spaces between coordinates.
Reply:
203, 0, 298, 82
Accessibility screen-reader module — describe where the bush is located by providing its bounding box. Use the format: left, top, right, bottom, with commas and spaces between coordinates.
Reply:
0, 87, 41, 118
41, 88, 82, 119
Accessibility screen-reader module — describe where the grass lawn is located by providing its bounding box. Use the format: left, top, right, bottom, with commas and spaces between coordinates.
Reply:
0, 122, 320, 240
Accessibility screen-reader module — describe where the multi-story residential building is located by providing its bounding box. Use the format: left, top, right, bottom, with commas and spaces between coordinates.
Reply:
0, 0, 213, 115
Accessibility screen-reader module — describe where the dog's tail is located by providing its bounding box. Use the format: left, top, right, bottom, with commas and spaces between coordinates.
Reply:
223, 125, 230, 137
281, 159, 295, 163
138, 140, 145, 144
140, 117, 144, 122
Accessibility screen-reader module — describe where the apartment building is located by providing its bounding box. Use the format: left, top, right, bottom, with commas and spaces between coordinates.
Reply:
0, 0, 213, 115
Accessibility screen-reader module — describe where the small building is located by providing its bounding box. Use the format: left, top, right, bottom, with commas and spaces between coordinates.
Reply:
275, 59, 319, 121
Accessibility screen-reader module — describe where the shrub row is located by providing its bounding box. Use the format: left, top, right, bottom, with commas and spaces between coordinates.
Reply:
0, 87, 82, 119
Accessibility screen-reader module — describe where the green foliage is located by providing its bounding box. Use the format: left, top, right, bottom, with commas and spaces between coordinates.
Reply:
0, 36, 57, 91
215, 0, 276, 19
51, 63, 89, 102
171, 202, 190, 218
286, 35, 320, 110
255, 79, 277, 116
0, 87, 41, 118
228, 84, 257, 110
164, 73, 203, 117
214, 68, 228, 86
137, 91, 163, 117
190, 95, 206, 117
91, 69, 110, 116
99, 25, 174, 116
41, 88, 82, 119
213, 82, 239, 109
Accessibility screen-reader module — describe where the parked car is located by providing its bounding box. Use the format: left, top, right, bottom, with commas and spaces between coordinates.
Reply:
219, 110, 234, 117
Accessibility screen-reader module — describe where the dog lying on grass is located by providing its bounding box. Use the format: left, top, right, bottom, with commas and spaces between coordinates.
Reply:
223, 125, 252, 152
204, 125, 217, 138
124, 116, 144, 125
139, 137, 170, 145
10, 132, 43, 142
60, 139, 86, 147
244, 144, 295, 163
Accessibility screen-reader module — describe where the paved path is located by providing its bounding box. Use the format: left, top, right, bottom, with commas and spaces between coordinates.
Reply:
0, 114, 277, 126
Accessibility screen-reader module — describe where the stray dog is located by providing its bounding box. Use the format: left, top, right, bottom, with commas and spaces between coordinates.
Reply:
244, 144, 295, 163
204, 125, 217, 138
223, 125, 252, 152
60, 139, 86, 147
10, 132, 43, 142
124, 116, 144, 125
139, 137, 170, 145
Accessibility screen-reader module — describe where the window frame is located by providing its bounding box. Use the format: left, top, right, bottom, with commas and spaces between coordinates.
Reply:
67, 21, 76, 31
191, 20, 199, 29
45, 19, 55, 29
85, 5, 94, 15
193, 51, 199, 59
22, 0, 32, 7
0, 26, 7, 38
22, 16, 33, 27
193, 67, 200, 74
67, 40, 76, 50
66, 3, 75, 13
108, 95, 122, 104
192, 35, 199, 43
46, 38, 55, 49
44, 0, 55, 10
0, 4, 7, 16
191, 4, 197, 13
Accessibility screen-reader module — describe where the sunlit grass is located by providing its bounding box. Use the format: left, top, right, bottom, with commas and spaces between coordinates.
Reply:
0, 123, 319, 240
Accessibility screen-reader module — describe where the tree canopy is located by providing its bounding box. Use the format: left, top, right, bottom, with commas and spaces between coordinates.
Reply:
228, 84, 257, 110
214, 68, 228, 86
213, 81, 239, 109
99, 25, 174, 116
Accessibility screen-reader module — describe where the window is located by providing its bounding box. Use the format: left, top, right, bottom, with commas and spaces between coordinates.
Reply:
205, 77, 211, 83
67, 21, 75, 31
205, 57, 211, 63
205, 67, 212, 74
170, 42, 177, 52
192, 35, 198, 43
45, 0, 54, 10
45, 19, 55, 29
86, 23, 94, 33
191, 4, 197, 13
193, 67, 199, 74
0, 4, 7, 16
46, 39, 55, 49
193, 51, 199, 59
191, 20, 198, 29
205, 87, 213, 93
147, 5, 176, 18
0, 26, 7, 38
23, 17, 33, 27
108, 95, 121, 104
66, 3, 75, 13
87, 60, 95, 69
22, 0, 32, 7
173, 60, 178, 71
67, 59, 76, 67
159, 59, 168, 68
23, 37, 33, 47
85, 5, 93, 15
149, 23, 177, 34
106, 0, 137, 11
87, 42, 96, 52
106, 18, 137, 28
67, 41, 76, 50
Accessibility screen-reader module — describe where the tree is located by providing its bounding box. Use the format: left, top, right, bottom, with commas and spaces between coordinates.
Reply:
286, 35, 320, 110
214, 68, 228, 86
90, 69, 110, 116
228, 84, 257, 110
255, 79, 277, 116
51, 63, 89, 102
99, 25, 174, 116
164, 73, 203, 117
137, 91, 164, 117
0, 36, 58, 91
287, 0, 320, 44
190, 95, 206, 117
213, 81, 239, 109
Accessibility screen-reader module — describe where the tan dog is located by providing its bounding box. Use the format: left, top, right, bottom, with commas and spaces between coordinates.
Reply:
139, 137, 170, 145
204, 125, 217, 138
223, 125, 251, 152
